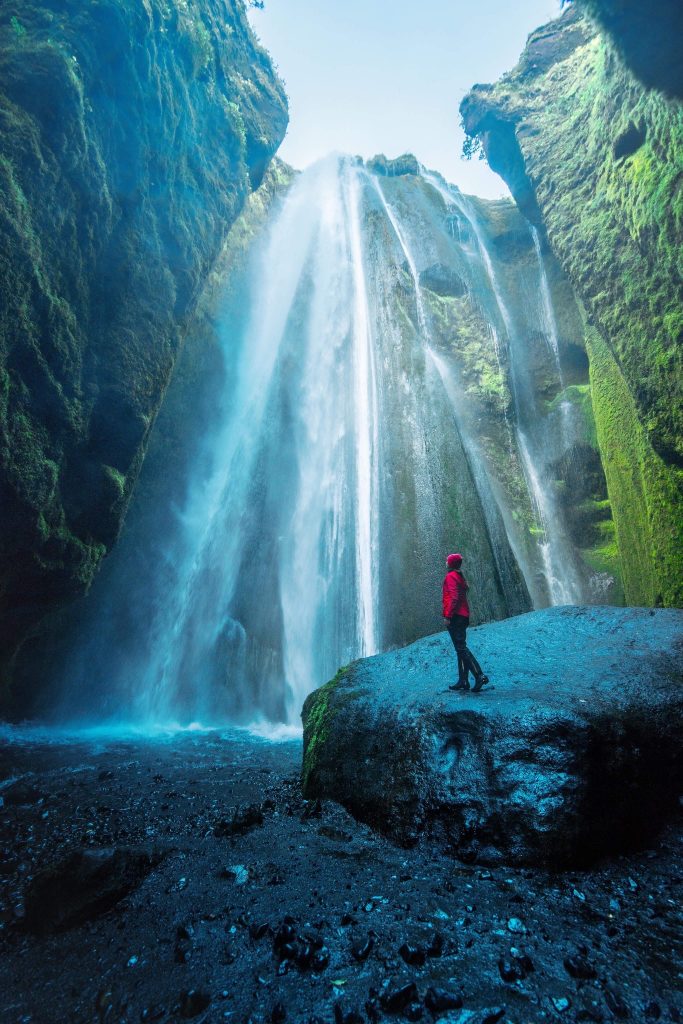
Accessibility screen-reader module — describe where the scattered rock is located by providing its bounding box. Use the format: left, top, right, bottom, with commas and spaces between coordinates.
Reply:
214, 804, 264, 837
506, 917, 526, 934
179, 989, 211, 1019
380, 981, 419, 1013
424, 986, 463, 1012
604, 987, 629, 1018
23, 847, 161, 933
3, 781, 43, 805
551, 996, 571, 1013
563, 953, 597, 980
351, 933, 374, 961
399, 942, 426, 966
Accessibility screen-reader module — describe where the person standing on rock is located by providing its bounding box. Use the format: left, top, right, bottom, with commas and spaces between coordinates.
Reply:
443, 553, 490, 693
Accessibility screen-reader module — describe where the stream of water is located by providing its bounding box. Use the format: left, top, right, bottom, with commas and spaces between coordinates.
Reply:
53, 155, 589, 730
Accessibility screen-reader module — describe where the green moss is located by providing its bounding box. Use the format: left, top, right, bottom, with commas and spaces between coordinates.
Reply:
586, 325, 682, 605
301, 664, 351, 794
461, 12, 683, 606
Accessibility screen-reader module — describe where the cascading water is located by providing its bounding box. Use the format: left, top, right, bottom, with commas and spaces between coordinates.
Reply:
50, 153, 601, 731
420, 171, 585, 606
372, 177, 532, 616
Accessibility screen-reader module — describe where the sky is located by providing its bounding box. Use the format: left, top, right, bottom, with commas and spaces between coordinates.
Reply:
247, 0, 563, 198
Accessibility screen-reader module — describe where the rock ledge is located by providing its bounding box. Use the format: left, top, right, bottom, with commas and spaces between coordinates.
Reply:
302, 607, 683, 866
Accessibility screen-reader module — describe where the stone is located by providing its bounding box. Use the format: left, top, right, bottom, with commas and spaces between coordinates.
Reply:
23, 847, 161, 933
214, 804, 264, 837
179, 990, 211, 1019
563, 954, 597, 980
380, 982, 419, 1013
424, 987, 463, 1012
302, 607, 683, 866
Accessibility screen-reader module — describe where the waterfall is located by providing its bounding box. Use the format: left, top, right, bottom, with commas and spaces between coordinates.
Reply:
52, 154, 598, 731
420, 171, 584, 606
372, 177, 532, 616
530, 226, 564, 385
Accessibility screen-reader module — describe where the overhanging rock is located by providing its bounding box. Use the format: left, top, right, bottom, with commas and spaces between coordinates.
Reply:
302, 607, 683, 866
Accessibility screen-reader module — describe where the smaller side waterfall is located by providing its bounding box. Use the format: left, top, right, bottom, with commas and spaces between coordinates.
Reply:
420, 171, 585, 606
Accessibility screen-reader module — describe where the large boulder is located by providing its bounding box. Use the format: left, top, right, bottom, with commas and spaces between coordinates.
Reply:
302, 607, 683, 867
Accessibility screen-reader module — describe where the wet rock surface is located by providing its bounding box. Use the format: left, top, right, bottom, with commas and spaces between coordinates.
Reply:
303, 607, 683, 866
0, 727, 681, 1023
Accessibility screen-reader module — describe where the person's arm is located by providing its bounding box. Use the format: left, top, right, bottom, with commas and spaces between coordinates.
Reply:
443, 574, 458, 621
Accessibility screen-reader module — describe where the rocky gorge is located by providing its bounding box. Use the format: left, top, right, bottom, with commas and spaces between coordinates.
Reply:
0, 0, 682, 1021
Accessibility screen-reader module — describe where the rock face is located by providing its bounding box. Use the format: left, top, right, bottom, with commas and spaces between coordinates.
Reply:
575, 0, 683, 100
0, 0, 287, 681
461, 8, 683, 608
302, 606, 683, 867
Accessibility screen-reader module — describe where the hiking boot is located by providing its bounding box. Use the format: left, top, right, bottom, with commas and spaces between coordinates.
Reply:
449, 681, 470, 691
471, 675, 489, 693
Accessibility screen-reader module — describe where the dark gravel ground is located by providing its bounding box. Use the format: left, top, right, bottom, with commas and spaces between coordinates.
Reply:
0, 728, 681, 1024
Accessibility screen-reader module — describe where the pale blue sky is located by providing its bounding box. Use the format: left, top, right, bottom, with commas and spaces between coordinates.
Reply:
248, 0, 563, 198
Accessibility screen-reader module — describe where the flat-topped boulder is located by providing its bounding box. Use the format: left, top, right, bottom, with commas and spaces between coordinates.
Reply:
301, 607, 683, 866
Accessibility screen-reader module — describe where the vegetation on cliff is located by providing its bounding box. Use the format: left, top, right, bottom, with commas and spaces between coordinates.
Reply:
0, 0, 287, 680
461, 8, 683, 606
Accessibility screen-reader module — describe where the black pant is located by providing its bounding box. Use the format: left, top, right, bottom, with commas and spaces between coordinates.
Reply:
447, 616, 484, 682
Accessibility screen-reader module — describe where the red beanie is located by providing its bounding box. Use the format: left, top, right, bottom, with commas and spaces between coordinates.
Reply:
447, 553, 463, 568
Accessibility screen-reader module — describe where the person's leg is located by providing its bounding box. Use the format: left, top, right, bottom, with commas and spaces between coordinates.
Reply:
464, 647, 483, 677
456, 619, 489, 691
448, 617, 470, 690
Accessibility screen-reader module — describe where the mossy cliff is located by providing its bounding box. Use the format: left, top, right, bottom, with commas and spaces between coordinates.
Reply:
461, 7, 683, 606
574, 0, 683, 100
0, 0, 287, 679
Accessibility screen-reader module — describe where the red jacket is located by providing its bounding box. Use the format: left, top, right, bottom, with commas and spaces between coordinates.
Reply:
443, 570, 469, 619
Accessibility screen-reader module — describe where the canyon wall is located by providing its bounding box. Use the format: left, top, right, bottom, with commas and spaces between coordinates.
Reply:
461, 6, 683, 606
0, 0, 287, 684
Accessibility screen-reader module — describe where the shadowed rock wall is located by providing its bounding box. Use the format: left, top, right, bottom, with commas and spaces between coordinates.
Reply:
461, 8, 683, 607
0, 0, 287, 682
575, 0, 683, 100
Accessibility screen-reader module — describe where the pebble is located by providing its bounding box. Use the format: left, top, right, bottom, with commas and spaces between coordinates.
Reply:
498, 958, 524, 983
604, 987, 629, 1019
140, 1005, 165, 1021
563, 953, 597, 980
506, 917, 526, 934
551, 996, 571, 1013
380, 982, 419, 1013
351, 934, 374, 961
399, 942, 426, 966
424, 987, 463, 1012
224, 864, 249, 885
339, 1009, 364, 1024
179, 990, 211, 1019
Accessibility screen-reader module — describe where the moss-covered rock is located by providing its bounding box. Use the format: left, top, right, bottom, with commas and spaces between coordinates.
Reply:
0, 0, 287, 680
461, 7, 683, 606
